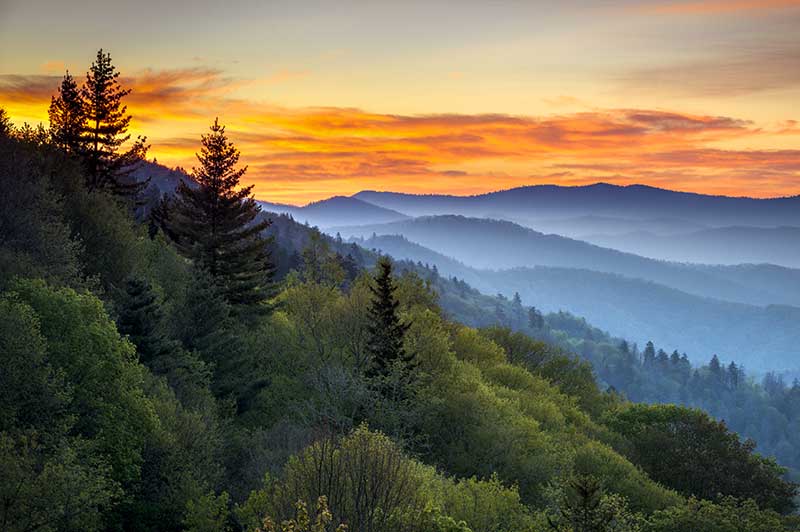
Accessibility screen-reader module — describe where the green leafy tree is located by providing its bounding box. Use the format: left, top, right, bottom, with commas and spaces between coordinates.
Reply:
0, 297, 121, 532
7, 279, 158, 488
80, 49, 148, 194
604, 404, 797, 513
645, 496, 786, 532
48, 70, 84, 153
169, 118, 275, 312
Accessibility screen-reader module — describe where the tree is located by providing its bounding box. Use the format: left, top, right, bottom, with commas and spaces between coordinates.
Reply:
0, 107, 11, 137
169, 118, 275, 312
80, 49, 148, 194
528, 306, 545, 329
546, 475, 641, 532
117, 276, 178, 365
604, 404, 797, 513
365, 257, 412, 382
642, 342, 656, 367
48, 71, 84, 153
646, 496, 786, 532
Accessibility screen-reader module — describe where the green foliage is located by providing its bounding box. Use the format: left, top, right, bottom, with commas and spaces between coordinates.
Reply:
117, 275, 180, 364
0, 133, 84, 288
0, 296, 120, 532
7, 279, 157, 487
545, 475, 643, 532
0, 433, 120, 532
603, 404, 797, 513
185, 492, 232, 532
645, 496, 787, 532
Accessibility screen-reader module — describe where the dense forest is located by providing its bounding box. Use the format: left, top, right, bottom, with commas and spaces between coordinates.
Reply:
1, 50, 799, 532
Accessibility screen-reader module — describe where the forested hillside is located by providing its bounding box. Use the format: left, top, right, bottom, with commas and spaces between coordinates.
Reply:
1, 53, 799, 532
358, 234, 800, 371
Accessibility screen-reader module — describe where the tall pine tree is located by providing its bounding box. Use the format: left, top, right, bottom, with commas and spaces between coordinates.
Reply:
48, 71, 84, 154
169, 118, 275, 312
365, 257, 412, 381
80, 49, 148, 194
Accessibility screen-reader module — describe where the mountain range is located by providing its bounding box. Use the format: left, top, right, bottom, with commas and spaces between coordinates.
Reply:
360, 234, 800, 371
583, 226, 800, 268
352, 183, 800, 226
336, 215, 800, 308
257, 196, 408, 228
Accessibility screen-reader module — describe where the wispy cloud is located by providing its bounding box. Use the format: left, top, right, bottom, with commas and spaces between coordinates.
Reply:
644, 0, 800, 15
1, 67, 797, 202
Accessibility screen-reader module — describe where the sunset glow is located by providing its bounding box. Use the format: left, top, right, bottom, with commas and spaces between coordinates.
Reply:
1, 0, 798, 204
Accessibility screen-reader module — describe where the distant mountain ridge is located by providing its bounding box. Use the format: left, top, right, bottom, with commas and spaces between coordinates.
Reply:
361, 234, 800, 371
354, 183, 800, 227
584, 226, 800, 268
257, 196, 408, 228
336, 215, 800, 308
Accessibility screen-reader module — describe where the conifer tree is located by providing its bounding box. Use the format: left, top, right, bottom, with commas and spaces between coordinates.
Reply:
80, 49, 148, 193
48, 71, 84, 153
169, 118, 275, 312
643, 341, 656, 367
365, 257, 412, 380
117, 277, 178, 365
0, 108, 11, 137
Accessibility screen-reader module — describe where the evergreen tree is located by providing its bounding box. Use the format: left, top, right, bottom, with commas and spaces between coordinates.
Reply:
169, 118, 275, 312
709, 354, 723, 377
48, 71, 84, 153
643, 341, 656, 367
365, 257, 412, 381
80, 49, 148, 194
528, 306, 544, 329
547, 476, 636, 532
512, 292, 523, 307
0, 108, 11, 137
117, 276, 177, 365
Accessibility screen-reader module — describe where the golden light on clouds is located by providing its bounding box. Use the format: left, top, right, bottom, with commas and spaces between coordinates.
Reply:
1, 68, 799, 204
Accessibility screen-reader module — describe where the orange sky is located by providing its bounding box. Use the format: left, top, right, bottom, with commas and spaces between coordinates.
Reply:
1, 1, 799, 204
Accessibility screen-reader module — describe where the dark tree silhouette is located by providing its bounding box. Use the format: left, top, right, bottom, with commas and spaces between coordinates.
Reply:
48, 71, 84, 154
0, 108, 11, 137
169, 118, 275, 312
80, 49, 148, 194
365, 257, 412, 381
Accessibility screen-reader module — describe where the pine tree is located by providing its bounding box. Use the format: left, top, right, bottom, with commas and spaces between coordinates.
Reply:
117, 276, 177, 365
0, 108, 11, 137
643, 341, 656, 367
169, 118, 275, 312
365, 257, 412, 381
48, 71, 84, 153
80, 49, 148, 193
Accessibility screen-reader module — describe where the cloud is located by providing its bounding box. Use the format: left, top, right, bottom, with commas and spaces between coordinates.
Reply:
645, 0, 800, 15
0, 66, 797, 202
618, 40, 800, 96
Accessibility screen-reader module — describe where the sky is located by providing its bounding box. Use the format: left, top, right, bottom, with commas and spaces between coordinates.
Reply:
1, 0, 799, 204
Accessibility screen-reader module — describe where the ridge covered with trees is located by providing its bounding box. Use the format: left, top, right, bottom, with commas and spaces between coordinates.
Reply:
0, 52, 798, 532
